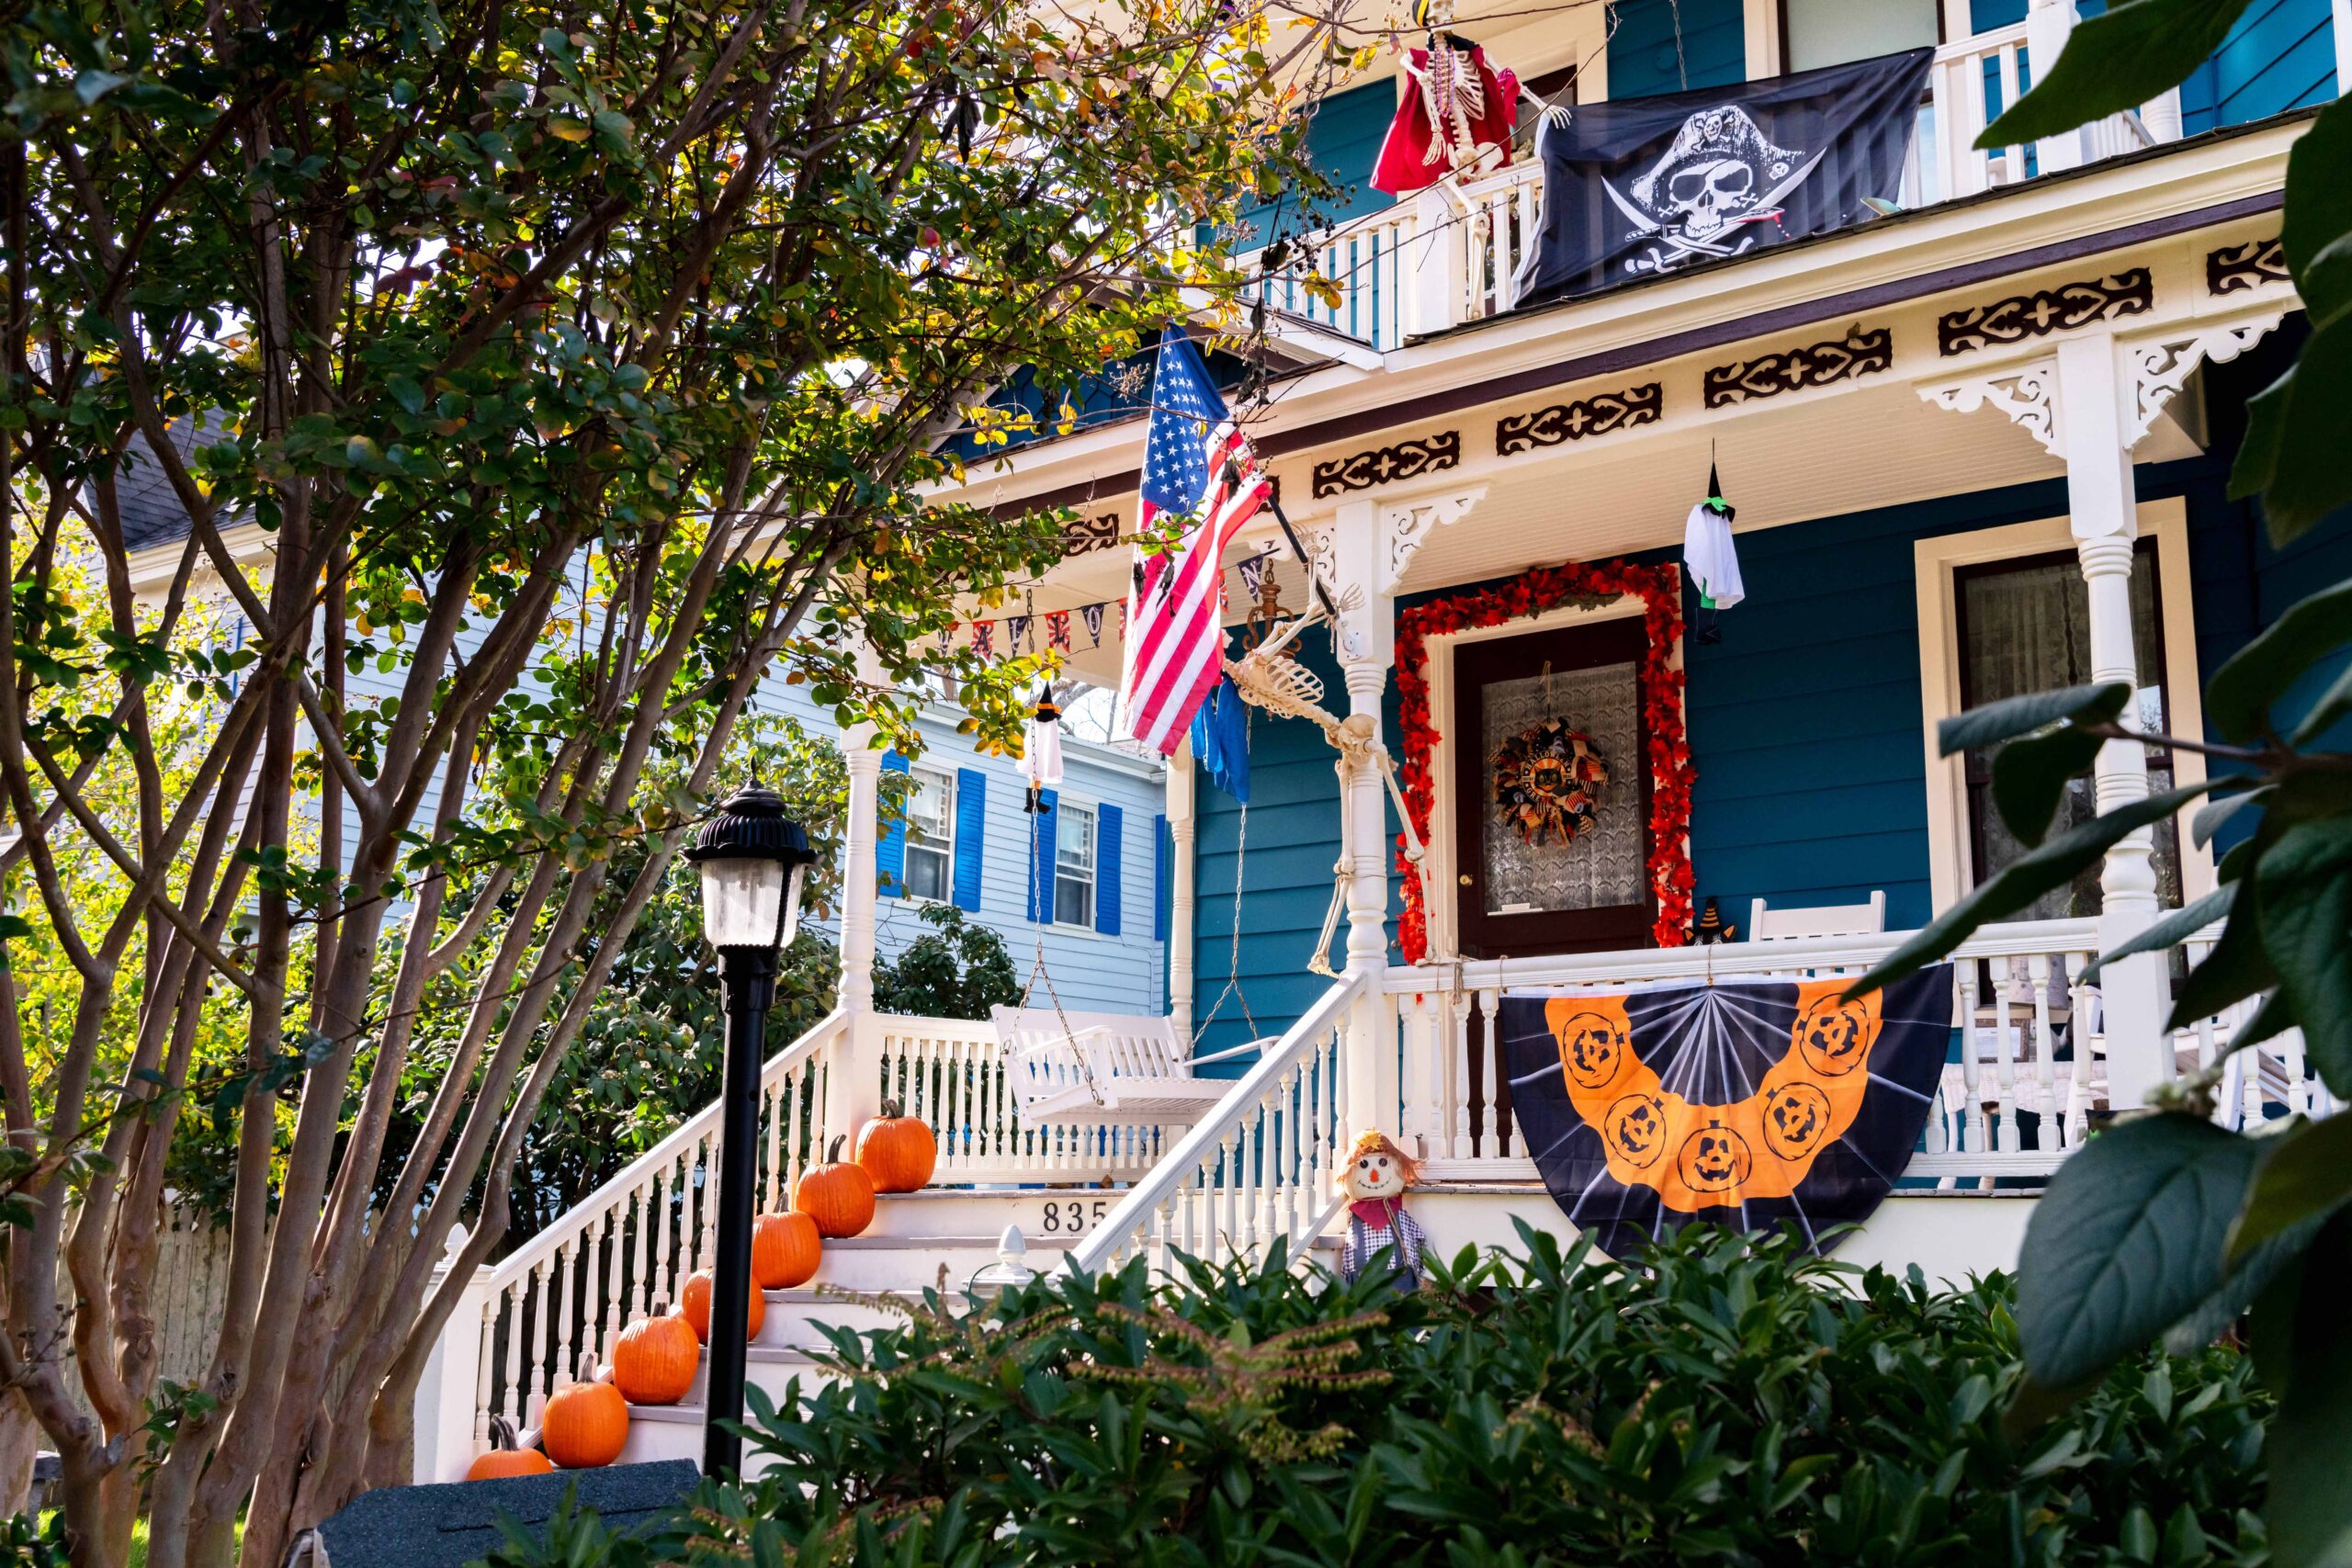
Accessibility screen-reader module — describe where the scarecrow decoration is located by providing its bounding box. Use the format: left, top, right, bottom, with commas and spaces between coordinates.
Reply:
1491, 717, 1610, 846
1337, 1131, 1427, 1293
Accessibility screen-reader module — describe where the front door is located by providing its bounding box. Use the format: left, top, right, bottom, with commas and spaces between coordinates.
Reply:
1453, 616, 1655, 959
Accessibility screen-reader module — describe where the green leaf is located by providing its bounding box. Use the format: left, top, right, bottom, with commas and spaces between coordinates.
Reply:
2015, 1113, 2257, 1390
2227, 1113, 2352, 1266
2167, 894, 2278, 1028
2229, 320, 2352, 547
2082, 885, 2233, 982
2205, 577, 2352, 741
1847, 782, 2209, 998
1937, 682, 2130, 758
2267, 1213, 2352, 1568
2252, 818, 2352, 1094
2281, 95, 2352, 329
1978, 0, 2254, 149
2192, 787, 2268, 850
1991, 724, 2107, 847
2290, 660, 2352, 747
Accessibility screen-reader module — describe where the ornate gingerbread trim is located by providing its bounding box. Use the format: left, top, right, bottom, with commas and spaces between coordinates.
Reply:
1312, 431, 1462, 498
1703, 327, 1891, 408
1937, 269, 2154, 356
2206, 237, 2289, 296
1495, 384, 1662, 456
1058, 512, 1120, 556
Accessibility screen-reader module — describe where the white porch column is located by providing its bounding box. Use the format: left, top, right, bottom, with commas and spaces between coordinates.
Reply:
2053, 333, 2173, 1108
1323, 500, 1399, 1140
2025, 0, 2087, 175
831, 640, 888, 1136
1166, 737, 1196, 1033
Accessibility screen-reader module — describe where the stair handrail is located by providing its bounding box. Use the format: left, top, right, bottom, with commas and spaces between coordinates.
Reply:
1067, 973, 1364, 1277
485, 1007, 849, 1290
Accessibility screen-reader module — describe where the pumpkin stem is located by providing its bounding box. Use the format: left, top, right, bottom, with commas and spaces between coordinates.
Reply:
488, 1414, 519, 1452
578, 1351, 602, 1384
827, 1134, 846, 1163
879, 1099, 904, 1120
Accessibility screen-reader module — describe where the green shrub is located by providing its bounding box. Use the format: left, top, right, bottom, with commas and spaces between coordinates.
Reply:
481, 1224, 2269, 1567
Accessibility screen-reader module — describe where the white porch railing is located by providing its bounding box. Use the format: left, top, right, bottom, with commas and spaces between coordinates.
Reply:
1238, 22, 2185, 345
1065, 973, 1359, 1278
420, 1006, 1189, 1479
1375, 915, 2335, 1187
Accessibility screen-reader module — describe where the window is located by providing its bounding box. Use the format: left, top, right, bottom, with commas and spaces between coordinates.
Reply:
903, 766, 955, 902
1054, 802, 1096, 927
1952, 543, 2181, 919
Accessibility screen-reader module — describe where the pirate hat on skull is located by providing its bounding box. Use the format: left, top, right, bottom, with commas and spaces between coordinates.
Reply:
1627, 106, 1802, 243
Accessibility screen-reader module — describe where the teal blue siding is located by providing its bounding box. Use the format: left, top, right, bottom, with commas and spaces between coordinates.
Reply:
2178, 0, 2336, 132
1236, 79, 1399, 252
1608, 0, 1746, 100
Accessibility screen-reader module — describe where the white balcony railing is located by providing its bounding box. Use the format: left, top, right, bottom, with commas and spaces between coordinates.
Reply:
1241, 21, 2183, 347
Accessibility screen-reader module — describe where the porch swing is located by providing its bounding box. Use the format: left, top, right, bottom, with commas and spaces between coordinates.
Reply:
989, 732, 1273, 1130
990, 604, 1438, 1127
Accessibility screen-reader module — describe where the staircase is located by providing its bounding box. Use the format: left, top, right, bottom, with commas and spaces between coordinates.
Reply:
413, 915, 2322, 1483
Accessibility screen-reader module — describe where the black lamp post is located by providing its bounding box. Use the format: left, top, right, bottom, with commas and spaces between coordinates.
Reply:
684, 783, 814, 1479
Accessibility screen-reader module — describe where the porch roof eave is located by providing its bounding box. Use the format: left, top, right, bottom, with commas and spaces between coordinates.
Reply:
926, 111, 2302, 530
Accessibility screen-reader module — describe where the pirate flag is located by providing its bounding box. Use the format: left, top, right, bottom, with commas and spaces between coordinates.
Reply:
1498, 965, 1951, 1258
1512, 49, 1931, 306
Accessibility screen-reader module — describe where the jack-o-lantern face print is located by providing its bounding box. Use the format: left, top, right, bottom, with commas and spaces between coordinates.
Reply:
1678, 1120, 1752, 1192
1604, 1093, 1668, 1168
1544, 979, 1890, 1212
1560, 1012, 1628, 1090
1796, 997, 1872, 1077
1761, 1082, 1832, 1160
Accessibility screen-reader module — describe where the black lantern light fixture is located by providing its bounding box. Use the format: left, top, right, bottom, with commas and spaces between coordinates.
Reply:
683, 783, 815, 1478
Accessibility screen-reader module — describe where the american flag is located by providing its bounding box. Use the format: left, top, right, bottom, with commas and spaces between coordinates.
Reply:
1117, 332, 1269, 754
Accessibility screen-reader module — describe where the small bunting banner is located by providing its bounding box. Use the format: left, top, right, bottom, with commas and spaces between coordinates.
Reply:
1004, 614, 1031, 653
971, 620, 995, 657
1081, 604, 1105, 648
1046, 610, 1072, 651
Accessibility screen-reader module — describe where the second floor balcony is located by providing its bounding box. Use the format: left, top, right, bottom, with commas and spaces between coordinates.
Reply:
1242, 0, 2335, 350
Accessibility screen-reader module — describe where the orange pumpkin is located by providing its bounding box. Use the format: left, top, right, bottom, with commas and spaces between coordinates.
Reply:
795, 1136, 876, 1238
540, 1356, 628, 1469
753, 1211, 822, 1289
467, 1415, 553, 1481
680, 1268, 767, 1344
855, 1100, 938, 1193
611, 1302, 700, 1405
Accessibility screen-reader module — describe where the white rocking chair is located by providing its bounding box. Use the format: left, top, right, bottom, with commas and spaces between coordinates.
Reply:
989, 1007, 1272, 1127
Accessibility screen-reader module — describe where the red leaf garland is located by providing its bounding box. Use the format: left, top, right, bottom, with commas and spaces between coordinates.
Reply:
1394, 559, 1696, 963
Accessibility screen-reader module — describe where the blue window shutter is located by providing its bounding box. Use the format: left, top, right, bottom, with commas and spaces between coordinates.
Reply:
952, 768, 986, 910
1154, 813, 1170, 942
1096, 805, 1124, 936
1026, 789, 1057, 922
876, 750, 910, 895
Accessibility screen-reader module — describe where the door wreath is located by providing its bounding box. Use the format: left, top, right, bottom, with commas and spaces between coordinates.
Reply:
1492, 719, 1610, 845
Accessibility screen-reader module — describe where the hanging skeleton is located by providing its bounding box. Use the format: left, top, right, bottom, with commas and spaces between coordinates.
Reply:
1371, 1, 1522, 197
1220, 610, 1437, 976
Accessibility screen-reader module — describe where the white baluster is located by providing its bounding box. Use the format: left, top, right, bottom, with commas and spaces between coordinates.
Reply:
550, 1239, 577, 1389
2028, 955, 2055, 1144
1956, 967, 1984, 1152
1994, 965, 2019, 1154
472, 1294, 496, 1450
1481, 988, 1505, 1160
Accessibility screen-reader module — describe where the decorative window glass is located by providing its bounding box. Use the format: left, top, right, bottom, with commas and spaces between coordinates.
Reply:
1955, 546, 2179, 919
904, 766, 955, 902
1055, 803, 1097, 927
1478, 660, 1645, 916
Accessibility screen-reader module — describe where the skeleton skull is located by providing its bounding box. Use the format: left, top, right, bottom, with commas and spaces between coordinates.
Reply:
1668, 158, 1757, 241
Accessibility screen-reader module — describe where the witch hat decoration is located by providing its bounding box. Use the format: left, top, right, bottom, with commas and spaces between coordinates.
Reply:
1704, 460, 1735, 523
1693, 896, 1736, 944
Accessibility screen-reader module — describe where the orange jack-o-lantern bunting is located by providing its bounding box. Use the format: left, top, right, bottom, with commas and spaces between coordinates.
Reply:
1498, 966, 1952, 1258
